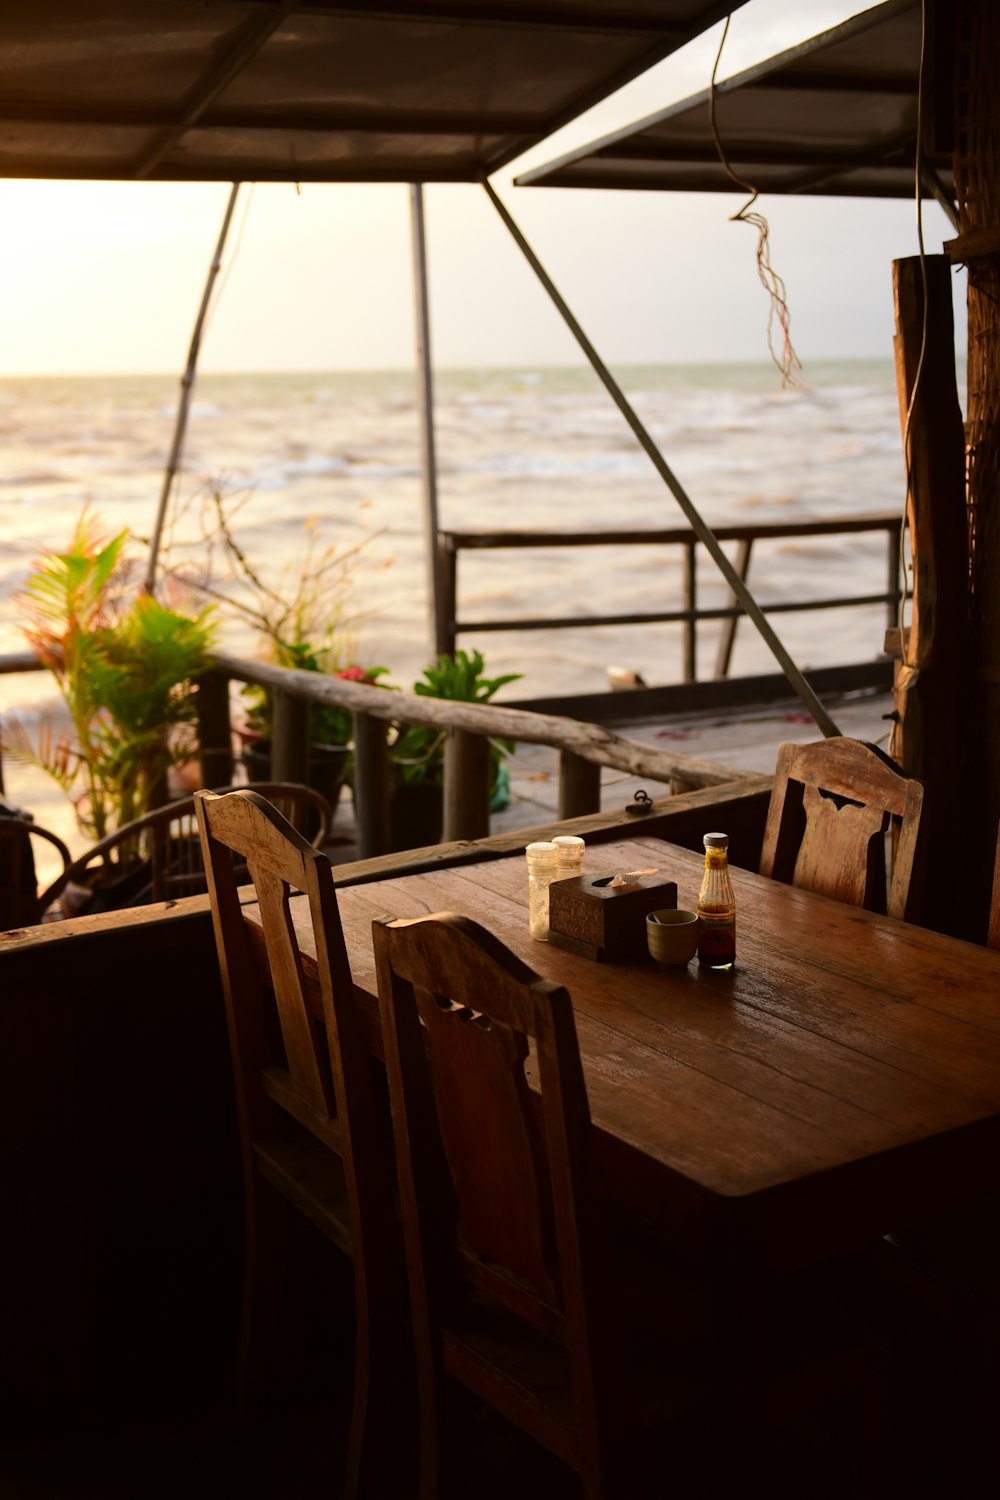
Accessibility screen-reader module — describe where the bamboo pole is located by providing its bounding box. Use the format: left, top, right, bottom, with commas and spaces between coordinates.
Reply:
410, 183, 444, 658
144, 183, 240, 595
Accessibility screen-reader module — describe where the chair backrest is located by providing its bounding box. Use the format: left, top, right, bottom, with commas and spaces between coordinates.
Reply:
759, 738, 926, 922
195, 787, 386, 1245
373, 910, 616, 1483
0, 816, 71, 928
41, 781, 333, 914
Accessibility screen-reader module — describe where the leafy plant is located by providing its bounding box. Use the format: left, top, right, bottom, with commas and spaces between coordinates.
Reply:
5, 513, 215, 842
391, 649, 521, 794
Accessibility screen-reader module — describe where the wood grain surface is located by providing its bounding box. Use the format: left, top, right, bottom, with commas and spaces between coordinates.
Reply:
244, 836, 1000, 1270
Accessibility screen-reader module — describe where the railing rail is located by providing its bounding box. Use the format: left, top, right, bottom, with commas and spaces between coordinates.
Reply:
0, 648, 757, 856
437, 513, 903, 679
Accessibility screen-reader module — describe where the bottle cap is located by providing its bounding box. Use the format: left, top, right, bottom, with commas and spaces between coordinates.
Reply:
525, 841, 559, 863
703, 831, 729, 848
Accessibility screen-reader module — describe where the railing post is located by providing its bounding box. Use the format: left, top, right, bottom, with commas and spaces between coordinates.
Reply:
197, 669, 233, 789
443, 729, 490, 841
714, 538, 754, 680
438, 533, 457, 659
558, 750, 601, 819
271, 690, 309, 784
887, 518, 903, 632
682, 539, 697, 683
353, 711, 391, 858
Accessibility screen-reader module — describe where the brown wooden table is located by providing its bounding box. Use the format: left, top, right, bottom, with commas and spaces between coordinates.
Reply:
254, 834, 1000, 1275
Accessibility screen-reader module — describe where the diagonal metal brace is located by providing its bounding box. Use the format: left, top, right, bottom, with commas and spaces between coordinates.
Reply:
481, 175, 840, 739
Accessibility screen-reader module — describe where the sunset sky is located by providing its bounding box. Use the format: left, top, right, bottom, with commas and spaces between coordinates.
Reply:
0, 0, 963, 377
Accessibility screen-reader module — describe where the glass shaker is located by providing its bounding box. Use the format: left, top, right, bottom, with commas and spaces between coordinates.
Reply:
525, 841, 560, 940
552, 834, 586, 883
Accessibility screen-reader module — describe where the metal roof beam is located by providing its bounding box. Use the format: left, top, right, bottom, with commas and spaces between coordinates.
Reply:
129, 0, 302, 180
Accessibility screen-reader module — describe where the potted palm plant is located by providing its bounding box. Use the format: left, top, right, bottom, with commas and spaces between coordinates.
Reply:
2, 512, 215, 896
388, 649, 521, 851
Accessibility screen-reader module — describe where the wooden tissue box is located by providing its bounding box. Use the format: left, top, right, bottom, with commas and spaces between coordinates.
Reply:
548, 873, 678, 962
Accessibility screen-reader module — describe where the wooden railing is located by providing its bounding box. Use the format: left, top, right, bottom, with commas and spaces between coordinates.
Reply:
0, 648, 757, 858
436, 514, 903, 679
205, 654, 755, 856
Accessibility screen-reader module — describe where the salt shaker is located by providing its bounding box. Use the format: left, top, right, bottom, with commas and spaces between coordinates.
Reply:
552, 834, 585, 882
525, 841, 560, 940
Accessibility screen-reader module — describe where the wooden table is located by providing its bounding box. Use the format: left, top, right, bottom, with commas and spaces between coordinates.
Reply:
257, 835, 1000, 1275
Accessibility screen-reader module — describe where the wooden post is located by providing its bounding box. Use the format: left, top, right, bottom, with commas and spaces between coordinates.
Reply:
271, 690, 309, 785
890, 253, 972, 937
443, 729, 490, 841
559, 750, 601, 819
197, 670, 233, 790
353, 711, 391, 858
950, 0, 1000, 917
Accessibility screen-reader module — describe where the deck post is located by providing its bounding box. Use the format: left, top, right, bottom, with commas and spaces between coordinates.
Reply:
682, 539, 697, 682
715, 538, 754, 679
482, 177, 841, 740
558, 750, 602, 819
443, 729, 490, 841
197, 669, 233, 789
410, 183, 445, 659
353, 711, 391, 857
271, 690, 308, 784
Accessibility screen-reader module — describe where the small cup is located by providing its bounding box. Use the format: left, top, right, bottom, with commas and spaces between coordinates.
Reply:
646, 908, 700, 966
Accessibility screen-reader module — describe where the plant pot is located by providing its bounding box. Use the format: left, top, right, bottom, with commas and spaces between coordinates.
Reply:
241, 740, 351, 839
389, 783, 444, 852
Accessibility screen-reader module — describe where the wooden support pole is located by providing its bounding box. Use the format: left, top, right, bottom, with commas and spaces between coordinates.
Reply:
353, 711, 391, 858
891, 253, 973, 937
559, 750, 602, 820
271, 690, 308, 785
197, 670, 233, 789
443, 729, 490, 841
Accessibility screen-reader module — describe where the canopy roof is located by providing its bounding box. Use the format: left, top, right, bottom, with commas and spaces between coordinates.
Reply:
0, 0, 745, 184
516, 0, 954, 203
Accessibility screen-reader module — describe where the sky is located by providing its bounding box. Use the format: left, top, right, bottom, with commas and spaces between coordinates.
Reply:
0, 0, 963, 377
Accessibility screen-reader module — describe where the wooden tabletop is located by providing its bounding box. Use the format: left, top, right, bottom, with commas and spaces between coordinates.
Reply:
256, 835, 1000, 1270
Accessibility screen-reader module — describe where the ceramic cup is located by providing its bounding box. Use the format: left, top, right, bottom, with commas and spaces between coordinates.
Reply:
646, 908, 700, 966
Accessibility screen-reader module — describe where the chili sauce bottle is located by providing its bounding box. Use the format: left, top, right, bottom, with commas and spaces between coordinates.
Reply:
697, 832, 736, 970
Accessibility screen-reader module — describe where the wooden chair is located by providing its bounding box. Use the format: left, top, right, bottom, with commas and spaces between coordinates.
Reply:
374, 912, 889, 1496
0, 815, 71, 928
759, 738, 925, 922
41, 782, 334, 917
195, 789, 399, 1498
373, 910, 625, 1498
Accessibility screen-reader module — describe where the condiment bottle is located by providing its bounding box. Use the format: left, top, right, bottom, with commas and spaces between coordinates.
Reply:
525, 841, 560, 941
697, 831, 736, 970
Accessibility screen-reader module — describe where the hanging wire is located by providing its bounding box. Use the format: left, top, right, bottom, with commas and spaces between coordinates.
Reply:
896, 0, 931, 668
708, 16, 805, 389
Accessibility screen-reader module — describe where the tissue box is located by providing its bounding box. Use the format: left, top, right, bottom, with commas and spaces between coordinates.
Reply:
548, 872, 678, 962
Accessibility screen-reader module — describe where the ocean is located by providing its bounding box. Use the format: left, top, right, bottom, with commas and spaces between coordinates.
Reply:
0, 357, 921, 858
